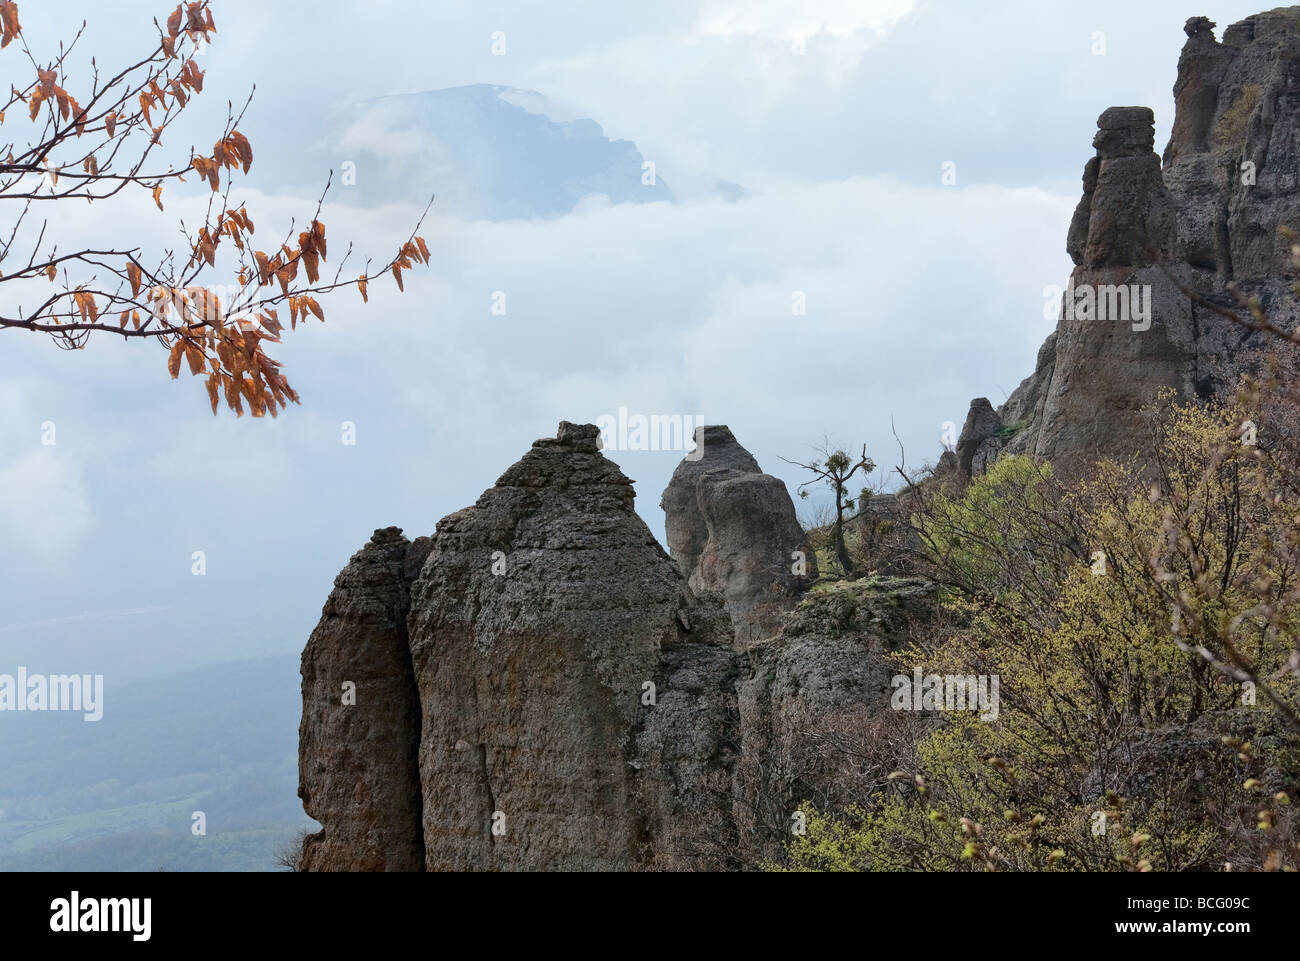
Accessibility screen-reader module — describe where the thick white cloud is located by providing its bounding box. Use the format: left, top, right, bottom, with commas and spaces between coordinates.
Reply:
695, 0, 914, 39
0, 451, 91, 561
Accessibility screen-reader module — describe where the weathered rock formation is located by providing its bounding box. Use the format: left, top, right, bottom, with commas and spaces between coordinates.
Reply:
405, 422, 742, 870
297, 527, 427, 872
300, 423, 752, 871
661, 425, 816, 646
298, 424, 933, 871
962, 9, 1300, 472
956, 398, 1007, 478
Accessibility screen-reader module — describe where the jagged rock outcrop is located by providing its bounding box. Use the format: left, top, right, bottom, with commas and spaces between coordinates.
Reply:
965, 9, 1300, 473
1163, 9, 1300, 307
956, 398, 1006, 476
406, 422, 742, 871
977, 106, 1189, 468
297, 527, 426, 872
661, 426, 816, 646
736, 578, 937, 858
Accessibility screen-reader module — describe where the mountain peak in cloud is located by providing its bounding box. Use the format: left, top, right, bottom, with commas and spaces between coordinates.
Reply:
320, 83, 674, 221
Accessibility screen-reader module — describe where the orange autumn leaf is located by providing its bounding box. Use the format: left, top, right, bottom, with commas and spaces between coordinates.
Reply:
186, 2, 209, 35
311, 219, 326, 258
185, 342, 205, 375
217, 130, 253, 173
0, 1, 20, 48
257, 311, 282, 340
73, 290, 99, 322
167, 340, 184, 378
180, 60, 204, 94
297, 234, 320, 283
67, 94, 86, 136
222, 374, 241, 416
152, 184, 164, 211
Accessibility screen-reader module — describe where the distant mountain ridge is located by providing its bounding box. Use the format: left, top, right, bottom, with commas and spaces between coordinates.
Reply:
317, 83, 675, 220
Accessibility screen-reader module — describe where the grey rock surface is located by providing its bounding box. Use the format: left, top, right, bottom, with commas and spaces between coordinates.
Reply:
735, 578, 937, 859
967, 8, 1300, 473
406, 422, 742, 870
297, 527, 426, 872
956, 398, 1006, 477
661, 426, 816, 646
298, 433, 943, 871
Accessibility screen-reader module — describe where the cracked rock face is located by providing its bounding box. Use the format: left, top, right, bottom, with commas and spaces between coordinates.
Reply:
970, 9, 1300, 473
1163, 8, 1300, 298
660, 426, 816, 646
297, 527, 426, 872
406, 422, 741, 870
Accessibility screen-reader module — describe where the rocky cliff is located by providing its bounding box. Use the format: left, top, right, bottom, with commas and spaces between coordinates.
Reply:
960, 9, 1300, 472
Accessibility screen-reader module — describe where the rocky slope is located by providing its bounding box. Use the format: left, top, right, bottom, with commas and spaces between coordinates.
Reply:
959, 9, 1300, 472
735, 577, 935, 860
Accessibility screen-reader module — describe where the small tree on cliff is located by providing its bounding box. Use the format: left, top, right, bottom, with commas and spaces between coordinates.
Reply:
783, 442, 875, 577
0, 1, 432, 416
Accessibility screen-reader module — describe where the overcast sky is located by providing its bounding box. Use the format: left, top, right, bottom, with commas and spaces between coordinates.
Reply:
0, 0, 1271, 683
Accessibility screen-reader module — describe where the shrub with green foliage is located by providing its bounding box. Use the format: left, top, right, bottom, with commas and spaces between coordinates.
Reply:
775, 387, 1300, 872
